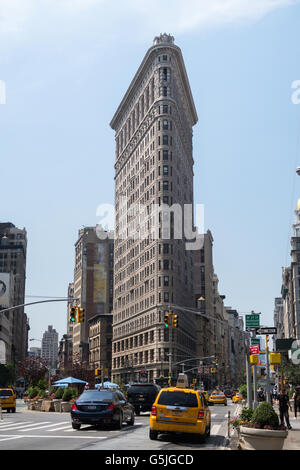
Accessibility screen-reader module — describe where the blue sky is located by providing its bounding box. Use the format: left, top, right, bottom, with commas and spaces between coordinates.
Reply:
1, 0, 300, 345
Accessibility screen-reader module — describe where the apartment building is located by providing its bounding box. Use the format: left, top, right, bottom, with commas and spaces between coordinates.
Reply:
72, 226, 114, 364
0, 222, 28, 367
41, 325, 58, 367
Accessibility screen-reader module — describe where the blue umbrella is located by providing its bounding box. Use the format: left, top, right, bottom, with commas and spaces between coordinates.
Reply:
53, 377, 87, 385
95, 381, 119, 389
103, 381, 119, 389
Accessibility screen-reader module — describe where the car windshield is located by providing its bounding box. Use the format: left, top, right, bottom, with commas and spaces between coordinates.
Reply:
157, 391, 198, 407
129, 385, 157, 393
0, 390, 13, 397
77, 391, 114, 402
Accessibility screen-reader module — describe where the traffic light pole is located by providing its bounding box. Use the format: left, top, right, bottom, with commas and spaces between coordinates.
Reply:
265, 335, 271, 403
252, 330, 258, 410
0, 297, 78, 314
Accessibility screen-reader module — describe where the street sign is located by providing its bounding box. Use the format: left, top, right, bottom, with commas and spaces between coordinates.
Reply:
246, 314, 260, 328
256, 327, 277, 335
251, 338, 260, 346
250, 344, 260, 355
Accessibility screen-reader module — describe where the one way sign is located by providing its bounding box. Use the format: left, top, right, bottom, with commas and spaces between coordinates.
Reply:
255, 327, 277, 335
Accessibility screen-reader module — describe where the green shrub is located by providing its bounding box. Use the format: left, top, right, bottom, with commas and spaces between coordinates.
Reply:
240, 408, 254, 422
239, 384, 247, 399
54, 387, 64, 399
28, 387, 39, 399
62, 388, 73, 402
251, 402, 279, 429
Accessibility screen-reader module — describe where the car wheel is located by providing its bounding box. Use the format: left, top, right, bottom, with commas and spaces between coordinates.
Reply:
11, 408, 16, 413
224, 403, 227, 406
128, 412, 135, 426
115, 412, 123, 430
149, 429, 158, 440
206, 424, 211, 437
72, 422, 81, 430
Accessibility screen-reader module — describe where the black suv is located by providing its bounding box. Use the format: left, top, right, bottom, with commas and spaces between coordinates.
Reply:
127, 383, 161, 415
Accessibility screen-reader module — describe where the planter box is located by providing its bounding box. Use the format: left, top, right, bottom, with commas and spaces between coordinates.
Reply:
53, 399, 62, 412
41, 400, 54, 412
27, 400, 35, 410
239, 426, 288, 450
60, 401, 72, 413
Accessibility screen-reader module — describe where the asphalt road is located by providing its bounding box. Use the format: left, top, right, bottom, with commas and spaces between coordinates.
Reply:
0, 399, 238, 451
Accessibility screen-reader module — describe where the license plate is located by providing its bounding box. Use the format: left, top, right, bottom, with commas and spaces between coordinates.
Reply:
138, 397, 144, 401
172, 410, 182, 415
87, 406, 96, 410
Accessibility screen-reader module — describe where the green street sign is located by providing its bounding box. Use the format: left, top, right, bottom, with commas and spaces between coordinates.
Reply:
246, 314, 260, 328
251, 338, 260, 346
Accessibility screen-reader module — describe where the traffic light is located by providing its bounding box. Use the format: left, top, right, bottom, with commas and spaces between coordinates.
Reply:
164, 312, 170, 328
215, 357, 219, 367
77, 307, 85, 323
69, 306, 77, 323
172, 314, 178, 328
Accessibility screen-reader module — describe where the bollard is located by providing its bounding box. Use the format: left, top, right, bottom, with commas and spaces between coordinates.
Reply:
227, 410, 230, 438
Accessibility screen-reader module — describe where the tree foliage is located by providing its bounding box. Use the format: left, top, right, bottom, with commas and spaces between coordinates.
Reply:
18, 356, 49, 387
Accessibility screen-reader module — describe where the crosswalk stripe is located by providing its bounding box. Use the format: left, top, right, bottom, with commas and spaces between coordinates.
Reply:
21, 422, 69, 432
211, 424, 222, 435
0, 435, 24, 442
0, 422, 52, 431
48, 425, 73, 432
0, 421, 32, 428
0, 434, 108, 439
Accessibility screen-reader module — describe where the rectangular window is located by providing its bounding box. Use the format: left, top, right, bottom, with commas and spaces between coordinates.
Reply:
163, 105, 168, 114
163, 87, 168, 97
163, 150, 168, 160
163, 165, 168, 175
163, 260, 169, 270
164, 292, 169, 302
163, 244, 169, 254
163, 276, 169, 287
163, 181, 169, 191
163, 135, 168, 145
163, 120, 168, 130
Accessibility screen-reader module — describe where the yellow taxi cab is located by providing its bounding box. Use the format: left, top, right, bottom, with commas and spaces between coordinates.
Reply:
199, 390, 209, 402
149, 386, 211, 442
232, 393, 243, 403
208, 390, 227, 406
0, 388, 16, 413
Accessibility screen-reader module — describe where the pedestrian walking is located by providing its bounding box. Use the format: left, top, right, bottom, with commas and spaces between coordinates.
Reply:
292, 387, 300, 419
277, 388, 292, 429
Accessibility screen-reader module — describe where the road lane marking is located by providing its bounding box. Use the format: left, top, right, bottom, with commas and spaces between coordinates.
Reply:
21, 422, 69, 432
0, 435, 24, 442
48, 425, 72, 432
211, 424, 222, 435
0, 421, 32, 428
0, 421, 51, 431
0, 434, 108, 439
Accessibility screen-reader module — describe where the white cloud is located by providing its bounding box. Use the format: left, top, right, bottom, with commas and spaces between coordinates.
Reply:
128, 0, 299, 34
0, 0, 298, 38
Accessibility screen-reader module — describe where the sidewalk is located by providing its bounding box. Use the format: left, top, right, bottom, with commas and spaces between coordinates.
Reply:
274, 404, 300, 451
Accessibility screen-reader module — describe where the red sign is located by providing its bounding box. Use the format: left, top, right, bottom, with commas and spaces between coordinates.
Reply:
250, 344, 259, 355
